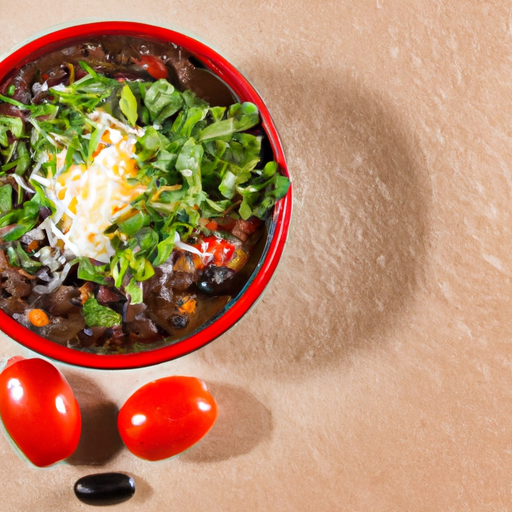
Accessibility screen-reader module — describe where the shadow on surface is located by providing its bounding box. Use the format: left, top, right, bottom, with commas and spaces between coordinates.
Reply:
181, 382, 273, 463
64, 372, 124, 466
127, 473, 154, 505
200, 60, 432, 377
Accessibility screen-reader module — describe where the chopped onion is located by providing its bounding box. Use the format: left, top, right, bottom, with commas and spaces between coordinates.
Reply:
20, 227, 46, 243
12, 174, 35, 194
33, 262, 71, 295
35, 246, 63, 272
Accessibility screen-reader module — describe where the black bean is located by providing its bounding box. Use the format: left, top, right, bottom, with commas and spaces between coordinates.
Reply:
74, 472, 135, 506
170, 314, 188, 330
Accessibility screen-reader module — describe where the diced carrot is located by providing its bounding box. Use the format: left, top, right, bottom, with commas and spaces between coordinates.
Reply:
178, 297, 197, 315
205, 220, 218, 231
27, 240, 39, 253
28, 309, 50, 327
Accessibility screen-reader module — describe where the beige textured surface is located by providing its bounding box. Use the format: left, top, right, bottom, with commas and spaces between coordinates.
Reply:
0, 1, 511, 510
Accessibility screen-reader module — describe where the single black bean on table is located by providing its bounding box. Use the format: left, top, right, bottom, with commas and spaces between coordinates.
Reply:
74, 472, 135, 506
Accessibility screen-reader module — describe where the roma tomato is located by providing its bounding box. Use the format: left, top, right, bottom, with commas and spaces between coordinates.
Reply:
0, 357, 81, 467
117, 376, 217, 461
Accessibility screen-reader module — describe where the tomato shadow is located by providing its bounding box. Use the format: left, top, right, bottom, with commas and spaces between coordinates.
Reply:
180, 382, 273, 463
199, 57, 432, 379
64, 372, 124, 466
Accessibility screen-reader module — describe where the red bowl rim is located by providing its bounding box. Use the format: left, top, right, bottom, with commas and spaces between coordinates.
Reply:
0, 20, 293, 370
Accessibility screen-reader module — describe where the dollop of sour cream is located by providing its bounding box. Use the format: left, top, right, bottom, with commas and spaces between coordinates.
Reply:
31, 111, 146, 263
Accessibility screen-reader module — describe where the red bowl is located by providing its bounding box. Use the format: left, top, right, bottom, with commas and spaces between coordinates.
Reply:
0, 20, 292, 369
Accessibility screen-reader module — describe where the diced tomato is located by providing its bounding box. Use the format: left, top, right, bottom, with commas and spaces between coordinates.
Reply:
197, 236, 235, 266
133, 55, 168, 80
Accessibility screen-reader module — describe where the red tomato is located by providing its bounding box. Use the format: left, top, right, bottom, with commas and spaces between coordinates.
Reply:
133, 55, 168, 80
117, 376, 217, 461
0, 357, 81, 467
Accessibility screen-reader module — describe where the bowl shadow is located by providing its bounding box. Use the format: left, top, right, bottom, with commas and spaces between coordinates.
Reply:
180, 382, 273, 463
200, 60, 432, 377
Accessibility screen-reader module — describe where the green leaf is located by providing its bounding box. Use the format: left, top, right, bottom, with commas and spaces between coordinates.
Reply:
118, 211, 146, 237
152, 149, 177, 171
0, 116, 23, 147
242, 174, 291, 220
125, 278, 143, 304
219, 170, 237, 199
0, 184, 12, 213
199, 117, 236, 141
132, 257, 155, 281
30, 103, 58, 119
0, 139, 18, 165
174, 106, 208, 139
30, 180, 56, 215
134, 227, 159, 253
14, 141, 30, 175
153, 229, 176, 267
13, 242, 42, 274
0, 94, 27, 110
272, 174, 291, 199
239, 198, 253, 220
120, 84, 138, 126
176, 138, 203, 196
210, 106, 226, 123
203, 197, 232, 213
77, 258, 109, 285
262, 160, 278, 178
6, 246, 19, 267
87, 126, 105, 162
83, 298, 122, 328
136, 126, 170, 161
0, 200, 40, 241
144, 80, 183, 123
227, 102, 260, 131
111, 252, 130, 288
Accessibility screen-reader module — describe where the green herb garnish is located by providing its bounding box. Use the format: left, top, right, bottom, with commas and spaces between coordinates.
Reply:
0, 65, 290, 302
83, 298, 122, 328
